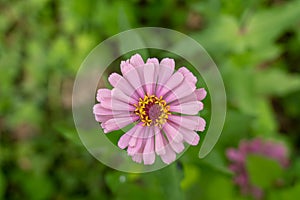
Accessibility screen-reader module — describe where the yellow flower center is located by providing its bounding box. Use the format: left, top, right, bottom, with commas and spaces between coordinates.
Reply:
134, 94, 171, 127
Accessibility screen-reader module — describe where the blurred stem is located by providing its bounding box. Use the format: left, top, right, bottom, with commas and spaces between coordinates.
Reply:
156, 163, 185, 200
239, 0, 260, 32
48, 72, 62, 115
240, 8, 254, 32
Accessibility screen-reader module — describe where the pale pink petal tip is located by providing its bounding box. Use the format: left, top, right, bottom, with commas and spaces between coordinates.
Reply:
96, 89, 111, 102
190, 134, 200, 146
195, 117, 206, 132
146, 57, 159, 65
132, 154, 142, 163
160, 58, 175, 69
196, 88, 207, 101
160, 146, 176, 164
120, 60, 134, 75
108, 73, 122, 87
118, 133, 131, 149
130, 53, 144, 67
178, 67, 197, 85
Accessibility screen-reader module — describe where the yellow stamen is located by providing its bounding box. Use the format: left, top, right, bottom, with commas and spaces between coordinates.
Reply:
134, 94, 171, 127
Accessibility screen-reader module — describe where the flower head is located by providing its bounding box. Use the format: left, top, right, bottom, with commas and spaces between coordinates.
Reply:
93, 54, 206, 165
226, 138, 289, 199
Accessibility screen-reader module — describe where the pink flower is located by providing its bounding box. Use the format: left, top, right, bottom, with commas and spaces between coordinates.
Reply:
93, 54, 206, 165
226, 138, 289, 199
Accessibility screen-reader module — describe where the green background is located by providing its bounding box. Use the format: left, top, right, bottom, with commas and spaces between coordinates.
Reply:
1, 0, 300, 199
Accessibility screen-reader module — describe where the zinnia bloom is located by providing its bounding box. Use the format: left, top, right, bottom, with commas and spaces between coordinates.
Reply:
93, 54, 206, 165
226, 138, 289, 199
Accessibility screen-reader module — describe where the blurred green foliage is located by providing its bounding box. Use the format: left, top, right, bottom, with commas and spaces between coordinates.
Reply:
1, 0, 300, 199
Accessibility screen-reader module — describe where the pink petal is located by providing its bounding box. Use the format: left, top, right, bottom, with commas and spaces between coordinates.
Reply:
271, 145, 288, 160
147, 58, 160, 91
146, 58, 160, 90
226, 148, 244, 162
228, 164, 239, 172
131, 137, 145, 164
95, 112, 135, 124
111, 88, 136, 105
134, 65, 147, 94
169, 92, 198, 106
101, 98, 135, 111
96, 89, 111, 102
160, 128, 176, 164
164, 80, 196, 103
178, 67, 197, 86
127, 138, 143, 156
93, 103, 110, 115
143, 136, 155, 165
154, 127, 166, 155
160, 58, 175, 70
123, 66, 145, 98
120, 60, 132, 75
195, 88, 207, 101
168, 115, 204, 131
132, 153, 143, 163
241, 139, 261, 153
130, 54, 144, 67
191, 133, 200, 145
95, 114, 112, 123
169, 101, 203, 115
157, 71, 184, 97
146, 58, 159, 65
178, 128, 200, 145
160, 145, 176, 164
163, 122, 183, 143
156, 64, 174, 94
169, 141, 185, 154
128, 124, 145, 147
109, 73, 139, 100
118, 125, 138, 149
108, 73, 122, 87
192, 116, 206, 132
143, 63, 155, 94
102, 116, 139, 133
234, 174, 248, 186
93, 104, 128, 116
118, 134, 131, 149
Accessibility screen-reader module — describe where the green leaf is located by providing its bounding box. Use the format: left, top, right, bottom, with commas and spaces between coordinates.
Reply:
245, 0, 300, 48
255, 68, 300, 96
181, 164, 200, 190
105, 170, 170, 200
246, 154, 284, 189
201, 150, 232, 176
252, 98, 277, 136
268, 183, 300, 200
221, 109, 252, 146
23, 174, 54, 200
280, 183, 300, 200
12, 171, 54, 200
105, 172, 129, 194
223, 65, 258, 115
205, 176, 235, 200
156, 164, 185, 200
192, 15, 240, 56
54, 123, 82, 146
